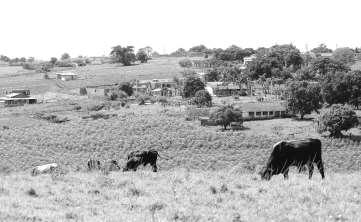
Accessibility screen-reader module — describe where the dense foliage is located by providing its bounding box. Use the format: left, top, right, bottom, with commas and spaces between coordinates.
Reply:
182, 77, 205, 98
286, 81, 323, 119
210, 105, 243, 129
192, 90, 212, 107
110, 45, 136, 66
317, 104, 359, 137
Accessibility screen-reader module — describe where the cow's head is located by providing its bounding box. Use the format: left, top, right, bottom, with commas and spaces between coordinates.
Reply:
259, 166, 272, 180
259, 141, 286, 180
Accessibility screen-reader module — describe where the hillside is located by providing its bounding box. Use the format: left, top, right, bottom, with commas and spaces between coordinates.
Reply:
0, 57, 185, 95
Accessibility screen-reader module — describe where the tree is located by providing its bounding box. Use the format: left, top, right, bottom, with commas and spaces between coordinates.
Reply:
182, 77, 205, 98
311, 44, 333, 54
0, 55, 10, 62
286, 81, 323, 119
332, 47, 355, 65
178, 58, 192, 68
210, 105, 243, 130
192, 90, 212, 107
136, 50, 149, 63
50, 57, 58, 65
110, 45, 136, 66
311, 57, 350, 77
170, 48, 187, 57
346, 71, 361, 109
294, 66, 316, 81
189, 45, 208, 53
140, 46, 153, 58
321, 71, 361, 107
118, 82, 133, 96
214, 45, 254, 62
317, 104, 359, 137
61, 53, 70, 60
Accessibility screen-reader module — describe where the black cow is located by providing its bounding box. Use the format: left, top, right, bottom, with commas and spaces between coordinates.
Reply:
123, 150, 160, 172
259, 138, 325, 180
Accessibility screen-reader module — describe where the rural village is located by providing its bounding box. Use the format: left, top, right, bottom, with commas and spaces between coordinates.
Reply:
1, 0, 361, 221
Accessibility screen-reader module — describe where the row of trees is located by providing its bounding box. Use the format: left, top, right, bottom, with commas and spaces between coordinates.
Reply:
110, 46, 153, 66
286, 70, 361, 119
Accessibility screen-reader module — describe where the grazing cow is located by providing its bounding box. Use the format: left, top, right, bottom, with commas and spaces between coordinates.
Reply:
87, 158, 101, 171
259, 138, 325, 180
123, 150, 160, 172
31, 163, 58, 176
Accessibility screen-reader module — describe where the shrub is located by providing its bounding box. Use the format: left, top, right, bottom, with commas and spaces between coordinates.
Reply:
183, 77, 205, 98
317, 104, 359, 137
210, 105, 243, 130
192, 90, 212, 107
117, 83, 133, 96
110, 90, 128, 101
178, 58, 192, 68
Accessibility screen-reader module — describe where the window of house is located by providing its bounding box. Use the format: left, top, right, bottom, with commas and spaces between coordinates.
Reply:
269, 111, 274, 115
281, 111, 285, 116
249, 112, 255, 117
275, 111, 280, 117
256, 112, 261, 116
262, 111, 268, 116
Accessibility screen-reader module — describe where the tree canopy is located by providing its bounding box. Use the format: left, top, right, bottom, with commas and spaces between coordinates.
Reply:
110, 45, 136, 66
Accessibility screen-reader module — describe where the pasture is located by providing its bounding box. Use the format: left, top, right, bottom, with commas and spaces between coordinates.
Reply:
0, 171, 360, 221
0, 57, 185, 95
0, 59, 360, 221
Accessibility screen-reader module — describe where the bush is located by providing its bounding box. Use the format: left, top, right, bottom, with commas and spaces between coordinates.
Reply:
118, 83, 133, 96
317, 104, 359, 137
210, 105, 243, 130
110, 90, 128, 101
192, 90, 212, 107
55, 61, 74, 67
79, 87, 87, 95
185, 106, 212, 121
22, 63, 37, 70
183, 77, 205, 98
178, 59, 192, 68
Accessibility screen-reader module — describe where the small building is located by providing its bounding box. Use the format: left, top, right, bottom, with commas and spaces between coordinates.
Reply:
0, 91, 37, 107
84, 84, 118, 98
56, 72, 78, 81
237, 102, 290, 120
151, 79, 177, 89
207, 82, 246, 97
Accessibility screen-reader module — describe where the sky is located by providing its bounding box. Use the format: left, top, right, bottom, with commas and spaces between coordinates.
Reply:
0, 0, 360, 60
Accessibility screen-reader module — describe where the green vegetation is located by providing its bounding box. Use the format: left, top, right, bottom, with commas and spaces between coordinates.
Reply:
317, 104, 359, 137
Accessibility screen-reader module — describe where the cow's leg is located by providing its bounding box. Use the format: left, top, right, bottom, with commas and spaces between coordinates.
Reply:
316, 160, 325, 179
283, 169, 289, 179
308, 162, 314, 179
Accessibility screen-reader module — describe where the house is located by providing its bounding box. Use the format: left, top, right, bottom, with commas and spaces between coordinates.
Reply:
0, 90, 37, 107
236, 102, 290, 120
132, 79, 180, 96
84, 84, 118, 98
207, 82, 247, 97
56, 72, 78, 81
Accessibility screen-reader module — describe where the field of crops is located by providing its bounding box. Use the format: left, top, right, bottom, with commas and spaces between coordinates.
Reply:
0, 102, 360, 173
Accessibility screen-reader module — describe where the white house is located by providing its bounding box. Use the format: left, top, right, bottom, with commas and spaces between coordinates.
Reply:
56, 72, 78, 81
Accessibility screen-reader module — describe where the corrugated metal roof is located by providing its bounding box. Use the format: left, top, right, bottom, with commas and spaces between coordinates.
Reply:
236, 103, 286, 112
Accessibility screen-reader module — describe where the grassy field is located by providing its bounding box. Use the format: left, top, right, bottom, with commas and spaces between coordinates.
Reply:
0, 170, 360, 221
0, 57, 185, 95
0, 102, 360, 173
0, 57, 361, 221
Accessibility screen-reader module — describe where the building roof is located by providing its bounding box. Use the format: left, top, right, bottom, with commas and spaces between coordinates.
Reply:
236, 102, 286, 112
56, 72, 78, 76
86, 84, 117, 89
5, 93, 22, 98
2, 97, 36, 101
